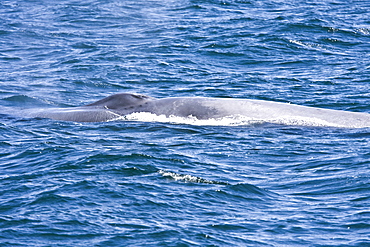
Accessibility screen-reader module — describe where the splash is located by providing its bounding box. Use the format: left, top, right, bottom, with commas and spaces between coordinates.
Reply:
159, 170, 230, 185
116, 112, 259, 126
113, 112, 345, 127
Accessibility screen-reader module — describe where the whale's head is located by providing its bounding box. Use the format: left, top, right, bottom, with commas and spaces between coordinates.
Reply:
85, 93, 154, 110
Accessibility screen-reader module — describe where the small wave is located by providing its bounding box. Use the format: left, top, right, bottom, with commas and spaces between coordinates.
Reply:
202, 182, 280, 204
1, 95, 38, 104
228, 183, 278, 199
1, 95, 50, 110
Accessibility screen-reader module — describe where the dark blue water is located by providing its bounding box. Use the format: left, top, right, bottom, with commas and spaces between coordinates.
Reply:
1, 0, 370, 246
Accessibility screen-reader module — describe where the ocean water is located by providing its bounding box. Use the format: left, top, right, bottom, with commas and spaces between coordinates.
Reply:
1, 0, 370, 246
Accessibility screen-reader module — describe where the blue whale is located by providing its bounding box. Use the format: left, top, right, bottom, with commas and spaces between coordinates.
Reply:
29, 93, 370, 128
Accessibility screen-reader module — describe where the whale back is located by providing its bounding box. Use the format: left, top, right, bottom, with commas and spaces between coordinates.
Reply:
27, 93, 370, 127
85, 93, 154, 110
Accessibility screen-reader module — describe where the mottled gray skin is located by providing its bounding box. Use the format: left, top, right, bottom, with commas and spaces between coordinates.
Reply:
30, 93, 370, 128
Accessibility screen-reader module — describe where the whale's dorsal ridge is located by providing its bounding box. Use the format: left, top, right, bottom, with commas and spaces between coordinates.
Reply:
85, 93, 154, 109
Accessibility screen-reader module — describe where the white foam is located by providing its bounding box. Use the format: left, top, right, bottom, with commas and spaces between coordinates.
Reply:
158, 170, 229, 185
113, 112, 263, 126
112, 112, 345, 127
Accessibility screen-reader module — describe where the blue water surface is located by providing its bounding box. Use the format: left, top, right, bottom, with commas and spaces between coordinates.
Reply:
1, 0, 370, 246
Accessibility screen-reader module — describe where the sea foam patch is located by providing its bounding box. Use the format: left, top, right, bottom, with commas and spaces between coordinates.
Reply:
115, 112, 345, 127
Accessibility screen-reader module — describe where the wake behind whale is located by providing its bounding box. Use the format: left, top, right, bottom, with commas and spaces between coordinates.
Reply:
27, 93, 370, 128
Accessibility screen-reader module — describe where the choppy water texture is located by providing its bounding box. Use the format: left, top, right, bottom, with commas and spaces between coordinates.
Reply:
1, 0, 370, 246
